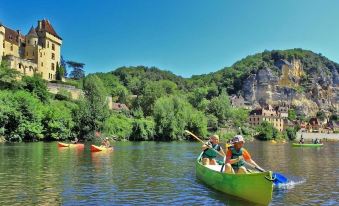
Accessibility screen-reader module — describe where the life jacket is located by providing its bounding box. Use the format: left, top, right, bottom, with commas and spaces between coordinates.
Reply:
202, 142, 221, 158
230, 146, 244, 169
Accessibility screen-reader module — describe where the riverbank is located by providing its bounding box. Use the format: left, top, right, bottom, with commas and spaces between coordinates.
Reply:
297, 132, 339, 141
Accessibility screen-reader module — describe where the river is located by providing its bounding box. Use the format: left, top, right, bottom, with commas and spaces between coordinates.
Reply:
0, 141, 337, 205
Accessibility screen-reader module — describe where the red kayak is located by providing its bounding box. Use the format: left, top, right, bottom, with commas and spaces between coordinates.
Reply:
58, 142, 85, 149
90, 144, 113, 152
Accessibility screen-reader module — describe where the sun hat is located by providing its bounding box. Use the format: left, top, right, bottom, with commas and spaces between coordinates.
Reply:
210, 134, 219, 140
232, 135, 245, 143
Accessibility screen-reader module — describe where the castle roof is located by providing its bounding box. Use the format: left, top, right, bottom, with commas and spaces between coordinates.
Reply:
3, 26, 25, 45
26, 26, 38, 37
36, 19, 62, 40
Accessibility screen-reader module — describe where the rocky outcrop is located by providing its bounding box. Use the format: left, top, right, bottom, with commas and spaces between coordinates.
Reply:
242, 58, 338, 114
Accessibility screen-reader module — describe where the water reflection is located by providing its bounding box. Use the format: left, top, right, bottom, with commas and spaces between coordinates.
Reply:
0, 141, 338, 205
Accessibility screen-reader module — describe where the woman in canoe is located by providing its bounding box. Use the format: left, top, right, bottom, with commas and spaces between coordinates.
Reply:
101, 137, 111, 148
201, 134, 225, 165
224, 135, 264, 174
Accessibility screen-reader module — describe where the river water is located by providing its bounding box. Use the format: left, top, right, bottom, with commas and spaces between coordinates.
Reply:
0, 141, 337, 205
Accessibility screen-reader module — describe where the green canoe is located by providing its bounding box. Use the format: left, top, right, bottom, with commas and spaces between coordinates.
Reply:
292, 143, 323, 147
196, 153, 274, 205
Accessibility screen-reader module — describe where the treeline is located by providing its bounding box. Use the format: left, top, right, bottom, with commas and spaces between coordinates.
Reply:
0, 61, 250, 142
2, 49, 335, 142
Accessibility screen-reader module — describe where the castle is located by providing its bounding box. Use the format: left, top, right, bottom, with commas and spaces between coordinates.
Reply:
0, 19, 62, 81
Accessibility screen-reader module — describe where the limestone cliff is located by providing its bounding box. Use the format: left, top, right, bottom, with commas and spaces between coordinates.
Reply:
239, 49, 338, 115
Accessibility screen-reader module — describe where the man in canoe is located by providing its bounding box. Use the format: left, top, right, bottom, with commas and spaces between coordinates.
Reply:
71, 137, 79, 144
299, 135, 304, 144
201, 134, 225, 165
224, 135, 264, 174
101, 137, 111, 148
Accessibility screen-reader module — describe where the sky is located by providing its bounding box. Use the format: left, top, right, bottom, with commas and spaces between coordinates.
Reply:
1, 0, 339, 77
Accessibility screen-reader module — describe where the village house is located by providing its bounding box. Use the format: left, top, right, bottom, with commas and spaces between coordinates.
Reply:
248, 105, 287, 132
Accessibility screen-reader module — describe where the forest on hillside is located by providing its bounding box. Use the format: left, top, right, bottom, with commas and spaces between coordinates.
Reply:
0, 49, 337, 142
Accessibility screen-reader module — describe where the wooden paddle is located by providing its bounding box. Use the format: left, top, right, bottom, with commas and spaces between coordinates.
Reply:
185, 130, 225, 157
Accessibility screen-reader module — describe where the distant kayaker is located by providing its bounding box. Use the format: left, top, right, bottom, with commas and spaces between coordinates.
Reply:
224, 135, 264, 174
201, 134, 225, 165
71, 137, 79, 144
314, 138, 320, 144
299, 135, 304, 144
101, 137, 111, 148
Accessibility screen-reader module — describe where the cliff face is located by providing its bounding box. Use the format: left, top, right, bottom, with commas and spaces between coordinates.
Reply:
242, 56, 338, 116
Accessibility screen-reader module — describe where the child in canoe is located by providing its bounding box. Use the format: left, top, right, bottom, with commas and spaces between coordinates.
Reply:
101, 137, 111, 148
224, 135, 264, 174
201, 134, 225, 165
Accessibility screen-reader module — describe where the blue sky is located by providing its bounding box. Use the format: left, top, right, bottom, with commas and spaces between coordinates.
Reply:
1, 0, 339, 77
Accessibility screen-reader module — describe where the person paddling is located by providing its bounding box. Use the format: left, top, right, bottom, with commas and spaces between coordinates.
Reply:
224, 135, 264, 174
299, 135, 305, 144
101, 137, 111, 148
71, 137, 78, 144
201, 134, 225, 165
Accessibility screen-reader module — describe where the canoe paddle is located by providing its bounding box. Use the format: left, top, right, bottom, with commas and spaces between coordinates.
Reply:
185, 130, 288, 185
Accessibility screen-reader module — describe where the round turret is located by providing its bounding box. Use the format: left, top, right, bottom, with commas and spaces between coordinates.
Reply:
26, 26, 38, 46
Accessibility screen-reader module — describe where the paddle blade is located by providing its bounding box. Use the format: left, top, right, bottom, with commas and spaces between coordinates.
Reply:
273, 172, 288, 184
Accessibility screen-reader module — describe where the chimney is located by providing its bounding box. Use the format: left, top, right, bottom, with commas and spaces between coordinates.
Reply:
38, 20, 42, 30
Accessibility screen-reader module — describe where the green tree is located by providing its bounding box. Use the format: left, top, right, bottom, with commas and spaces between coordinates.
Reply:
153, 96, 207, 140
103, 113, 133, 140
130, 117, 155, 141
55, 62, 65, 81
207, 92, 232, 125
42, 100, 75, 140
316, 111, 326, 121
288, 109, 297, 121
255, 121, 279, 140
82, 75, 110, 134
0, 60, 22, 89
22, 75, 49, 103
67, 61, 85, 79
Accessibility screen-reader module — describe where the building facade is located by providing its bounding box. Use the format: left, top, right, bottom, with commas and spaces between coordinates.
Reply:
0, 19, 62, 81
249, 105, 287, 132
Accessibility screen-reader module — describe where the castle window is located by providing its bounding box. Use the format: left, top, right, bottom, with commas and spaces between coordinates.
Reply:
51, 53, 55, 60
47, 41, 49, 48
52, 43, 55, 51
51, 63, 55, 71
10, 45, 13, 51
18, 64, 21, 69
33, 51, 34, 56
41, 62, 43, 67
2, 42, 4, 48
35, 41, 37, 45
40, 52, 42, 57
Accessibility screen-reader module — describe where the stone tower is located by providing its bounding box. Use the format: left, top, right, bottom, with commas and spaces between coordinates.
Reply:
0, 24, 5, 61
35, 19, 62, 80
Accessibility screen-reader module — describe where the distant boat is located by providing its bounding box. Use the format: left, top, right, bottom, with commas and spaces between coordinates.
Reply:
196, 153, 273, 205
90, 144, 113, 152
292, 143, 323, 147
58, 142, 84, 149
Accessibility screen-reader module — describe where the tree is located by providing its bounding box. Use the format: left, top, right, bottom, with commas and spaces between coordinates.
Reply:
55, 62, 65, 81
0, 60, 22, 89
22, 75, 49, 103
255, 121, 279, 140
207, 91, 232, 125
60, 56, 68, 77
288, 109, 297, 121
316, 111, 326, 122
153, 95, 207, 140
67, 61, 85, 79
82, 75, 110, 134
